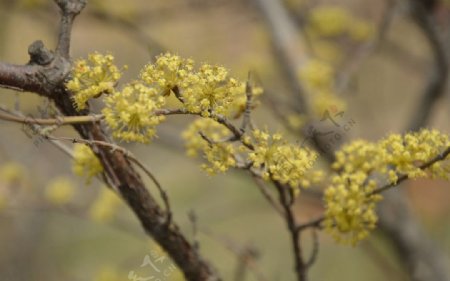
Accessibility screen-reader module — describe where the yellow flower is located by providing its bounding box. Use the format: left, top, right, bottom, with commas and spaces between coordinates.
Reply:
0, 162, 26, 185
308, 6, 352, 37
89, 188, 122, 223
349, 19, 375, 41
72, 144, 103, 184
103, 82, 165, 143
182, 119, 236, 174
299, 59, 346, 115
325, 129, 450, 245
248, 129, 318, 191
45, 176, 76, 205
299, 59, 335, 91
140, 52, 195, 94
66, 52, 122, 111
182, 64, 245, 117
380, 129, 450, 179
324, 172, 382, 246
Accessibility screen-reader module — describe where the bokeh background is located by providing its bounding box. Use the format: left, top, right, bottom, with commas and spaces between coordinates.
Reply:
0, 0, 450, 280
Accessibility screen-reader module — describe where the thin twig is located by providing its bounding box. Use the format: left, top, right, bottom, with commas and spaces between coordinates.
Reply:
240, 72, 253, 132
370, 146, 450, 195
273, 180, 307, 281
201, 228, 269, 281
0, 108, 103, 125
250, 171, 285, 217
305, 229, 319, 269
54, 0, 87, 58
44, 135, 172, 223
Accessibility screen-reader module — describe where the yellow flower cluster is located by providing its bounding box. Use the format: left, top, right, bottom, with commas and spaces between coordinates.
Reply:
299, 59, 346, 116
66, 53, 122, 111
381, 130, 450, 180
308, 6, 374, 41
45, 176, 76, 206
89, 188, 122, 222
248, 129, 318, 191
72, 144, 104, 183
140, 52, 195, 94
333, 129, 450, 182
325, 129, 450, 245
324, 172, 382, 245
182, 64, 244, 117
182, 119, 236, 174
103, 82, 166, 143
140, 53, 247, 118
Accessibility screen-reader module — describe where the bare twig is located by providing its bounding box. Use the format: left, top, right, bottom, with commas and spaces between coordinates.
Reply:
250, 171, 285, 216
273, 180, 307, 281
0, 108, 103, 125
201, 229, 269, 281
305, 229, 319, 269
240, 72, 253, 132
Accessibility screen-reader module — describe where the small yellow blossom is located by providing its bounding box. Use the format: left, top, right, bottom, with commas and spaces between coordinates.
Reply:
140, 52, 195, 94
45, 176, 76, 205
182, 64, 245, 117
0, 162, 26, 185
72, 144, 103, 184
66, 52, 122, 111
311, 40, 343, 64
286, 113, 306, 130
248, 129, 318, 191
92, 267, 122, 281
89, 188, 122, 222
308, 6, 374, 42
308, 6, 352, 37
182, 119, 236, 174
332, 140, 384, 173
349, 19, 375, 41
299, 59, 346, 115
103, 82, 165, 143
324, 172, 382, 245
299, 59, 335, 91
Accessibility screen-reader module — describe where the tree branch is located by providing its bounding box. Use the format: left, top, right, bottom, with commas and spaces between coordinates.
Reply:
54, 0, 87, 58
0, 1, 221, 280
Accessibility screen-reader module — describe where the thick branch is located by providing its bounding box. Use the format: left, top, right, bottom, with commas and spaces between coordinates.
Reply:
0, 63, 47, 94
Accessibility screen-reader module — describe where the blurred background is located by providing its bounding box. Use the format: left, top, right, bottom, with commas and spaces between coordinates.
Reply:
0, 0, 450, 280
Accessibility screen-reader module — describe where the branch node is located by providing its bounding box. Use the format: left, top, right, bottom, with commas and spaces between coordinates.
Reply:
28, 40, 54, 66
54, 0, 87, 15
